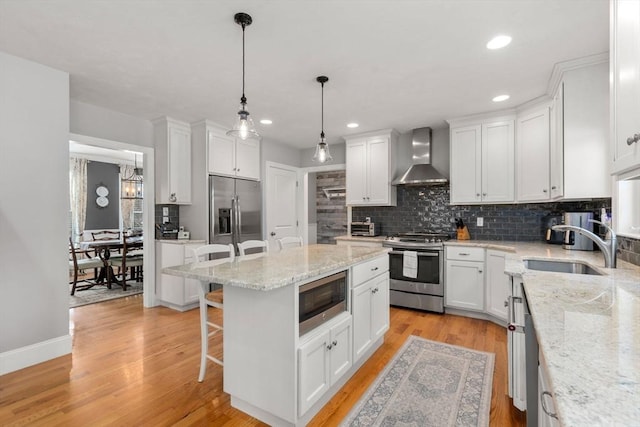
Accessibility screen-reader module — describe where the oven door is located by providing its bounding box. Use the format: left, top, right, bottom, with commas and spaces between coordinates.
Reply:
388, 249, 443, 294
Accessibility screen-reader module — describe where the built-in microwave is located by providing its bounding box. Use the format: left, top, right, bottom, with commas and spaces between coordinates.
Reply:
299, 271, 347, 336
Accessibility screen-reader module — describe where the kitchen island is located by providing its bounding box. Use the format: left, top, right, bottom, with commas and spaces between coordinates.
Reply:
163, 244, 390, 426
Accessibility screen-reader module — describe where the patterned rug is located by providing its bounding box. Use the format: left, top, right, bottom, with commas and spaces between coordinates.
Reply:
341, 336, 494, 427
69, 282, 143, 308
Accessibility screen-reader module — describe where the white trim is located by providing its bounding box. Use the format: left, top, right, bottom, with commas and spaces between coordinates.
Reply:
546, 52, 609, 96
69, 132, 157, 308
0, 335, 72, 375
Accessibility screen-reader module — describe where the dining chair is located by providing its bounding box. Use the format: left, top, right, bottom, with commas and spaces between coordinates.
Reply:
69, 237, 105, 295
192, 243, 235, 382
90, 230, 121, 241
276, 236, 303, 251
110, 236, 143, 291
237, 239, 270, 256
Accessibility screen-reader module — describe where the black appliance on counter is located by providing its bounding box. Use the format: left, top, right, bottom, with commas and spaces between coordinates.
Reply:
543, 215, 564, 244
382, 232, 449, 313
155, 222, 178, 239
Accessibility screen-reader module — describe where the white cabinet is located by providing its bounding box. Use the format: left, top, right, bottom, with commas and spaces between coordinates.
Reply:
508, 275, 527, 411
449, 117, 515, 204
298, 314, 352, 416
517, 105, 551, 202
208, 128, 260, 180
549, 83, 564, 199
611, 0, 640, 175
352, 255, 389, 363
155, 241, 203, 311
485, 249, 509, 322
153, 117, 192, 204
538, 353, 560, 427
445, 246, 485, 311
345, 129, 398, 206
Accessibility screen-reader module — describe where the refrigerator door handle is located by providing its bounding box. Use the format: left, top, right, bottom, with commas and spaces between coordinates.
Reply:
236, 195, 242, 239
230, 197, 237, 247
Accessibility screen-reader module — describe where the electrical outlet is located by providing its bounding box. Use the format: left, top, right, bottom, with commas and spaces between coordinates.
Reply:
477, 217, 484, 227
163, 216, 169, 224
162, 207, 169, 216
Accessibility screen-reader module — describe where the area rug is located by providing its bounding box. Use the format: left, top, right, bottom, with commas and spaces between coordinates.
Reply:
341, 336, 494, 427
69, 282, 143, 308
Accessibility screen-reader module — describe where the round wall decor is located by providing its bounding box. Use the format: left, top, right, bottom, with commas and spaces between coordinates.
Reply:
95, 185, 109, 208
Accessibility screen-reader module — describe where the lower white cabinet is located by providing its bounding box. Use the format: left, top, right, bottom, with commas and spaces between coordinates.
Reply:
155, 241, 203, 311
485, 249, 509, 321
445, 247, 485, 311
538, 354, 560, 427
298, 314, 352, 417
352, 271, 390, 363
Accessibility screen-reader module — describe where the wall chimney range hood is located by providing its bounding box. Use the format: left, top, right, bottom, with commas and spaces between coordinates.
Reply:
392, 127, 448, 186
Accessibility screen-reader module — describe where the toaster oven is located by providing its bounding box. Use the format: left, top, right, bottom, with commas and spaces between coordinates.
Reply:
350, 222, 380, 236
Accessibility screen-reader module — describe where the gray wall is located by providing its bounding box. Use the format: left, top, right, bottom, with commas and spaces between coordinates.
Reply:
0, 52, 70, 366
262, 138, 303, 168
85, 161, 120, 230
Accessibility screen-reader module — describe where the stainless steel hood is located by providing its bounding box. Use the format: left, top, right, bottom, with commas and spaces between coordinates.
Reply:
392, 127, 448, 186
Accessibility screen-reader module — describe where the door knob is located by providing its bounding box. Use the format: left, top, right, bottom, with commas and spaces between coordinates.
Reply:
270, 232, 276, 236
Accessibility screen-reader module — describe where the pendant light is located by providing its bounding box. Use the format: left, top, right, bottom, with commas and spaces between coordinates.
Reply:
227, 12, 260, 141
121, 154, 144, 200
313, 76, 333, 163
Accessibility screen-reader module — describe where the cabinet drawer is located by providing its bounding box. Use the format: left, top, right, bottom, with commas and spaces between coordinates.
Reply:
352, 255, 388, 287
446, 246, 484, 262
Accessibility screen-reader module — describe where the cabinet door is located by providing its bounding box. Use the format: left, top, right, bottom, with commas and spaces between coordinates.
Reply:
329, 316, 352, 385
611, 0, 640, 174
482, 120, 515, 203
168, 124, 192, 204
366, 137, 390, 205
208, 132, 236, 176
235, 138, 260, 180
445, 260, 484, 311
450, 125, 482, 204
352, 280, 373, 361
158, 243, 186, 304
371, 272, 390, 341
549, 84, 564, 199
485, 250, 508, 322
517, 109, 550, 202
346, 140, 368, 205
298, 330, 331, 416
538, 363, 560, 427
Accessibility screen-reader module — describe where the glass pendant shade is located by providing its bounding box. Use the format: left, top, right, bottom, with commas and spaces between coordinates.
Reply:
313, 137, 333, 163
227, 106, 259, 140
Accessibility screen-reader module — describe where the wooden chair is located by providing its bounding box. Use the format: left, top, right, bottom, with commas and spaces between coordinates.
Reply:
69, 237, 105, 295
110, 237, 143, 291
276, 236, 303, 251
192, 243, 235, 382
91, 230, 121, 241
237, 239, 269, 256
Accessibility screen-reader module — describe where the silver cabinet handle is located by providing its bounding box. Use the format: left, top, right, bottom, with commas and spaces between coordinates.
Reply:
551, 186, 557, 190
541, 391, 558, 419
476, 193, 480, 197
478, 270, 483, 273
169, 193, 177, 202
459, 252, 470, 256
504, 300, 509, 307
332, 340, 337, 347
627, 133, 640, 145
327, 343, 333, 350
371, 266, 379, 271
543, 189, 548, 193
482, 192, 487, 196
270, 231, 276, 236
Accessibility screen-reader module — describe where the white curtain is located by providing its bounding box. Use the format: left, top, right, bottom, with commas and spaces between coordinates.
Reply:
120, 164, 135, 231
69, 157, 88, 243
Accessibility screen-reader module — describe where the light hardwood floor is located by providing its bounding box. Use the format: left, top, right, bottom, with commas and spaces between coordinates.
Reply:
0, 295, 526, 426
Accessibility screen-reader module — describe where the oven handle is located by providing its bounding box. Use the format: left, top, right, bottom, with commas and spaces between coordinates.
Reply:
389, 250, 439, 257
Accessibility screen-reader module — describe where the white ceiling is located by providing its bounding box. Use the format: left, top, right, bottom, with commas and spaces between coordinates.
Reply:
0, 0, 609, 150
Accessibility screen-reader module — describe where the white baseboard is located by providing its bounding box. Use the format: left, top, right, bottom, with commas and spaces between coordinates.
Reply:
0, 334, 72, 376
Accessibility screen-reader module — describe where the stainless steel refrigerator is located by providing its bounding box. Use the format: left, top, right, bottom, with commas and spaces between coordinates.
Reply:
209, 175, 262, 250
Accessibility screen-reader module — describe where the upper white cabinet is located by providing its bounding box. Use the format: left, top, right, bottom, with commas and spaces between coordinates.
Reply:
517, 105, 551, 202
345, 129, 398, 206
208, 127, 260, 181
611, 0, 640, 175
549, 83, 565, 199
449, 116, 515, 204
153, 117, 192, 204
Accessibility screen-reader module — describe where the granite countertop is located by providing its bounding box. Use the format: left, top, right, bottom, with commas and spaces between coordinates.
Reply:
449, 240, 640, 426
156, 239, 206, 245
163, 244, 389, 291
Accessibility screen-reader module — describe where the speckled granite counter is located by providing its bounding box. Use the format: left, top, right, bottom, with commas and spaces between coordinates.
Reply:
155, 239, 206, 245
447, 240, 640, 426
163, 244, 389, 291
334, 235, 388, 243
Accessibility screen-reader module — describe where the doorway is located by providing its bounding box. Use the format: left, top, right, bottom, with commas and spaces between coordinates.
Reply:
69, 133, 155, 308
300, 163, 346, 245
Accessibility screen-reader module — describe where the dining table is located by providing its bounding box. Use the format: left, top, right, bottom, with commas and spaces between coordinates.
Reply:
80, 236, 143, 287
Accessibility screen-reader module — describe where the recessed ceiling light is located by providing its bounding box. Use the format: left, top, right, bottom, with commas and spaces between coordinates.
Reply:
347, 123, 359, 128
260, 119, 272, 125
492, 94, 510, 102
486, 35, 512, 50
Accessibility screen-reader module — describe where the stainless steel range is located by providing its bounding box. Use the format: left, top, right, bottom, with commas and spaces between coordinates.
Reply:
382, 232, 449, 313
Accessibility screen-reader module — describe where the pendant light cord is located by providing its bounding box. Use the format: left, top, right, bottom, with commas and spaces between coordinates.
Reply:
320, 81, 325, 139
241, 23, 247, 106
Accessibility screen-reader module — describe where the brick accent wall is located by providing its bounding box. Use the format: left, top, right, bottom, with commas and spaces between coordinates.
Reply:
618, 236, 640, 266
316, 171, 347, 244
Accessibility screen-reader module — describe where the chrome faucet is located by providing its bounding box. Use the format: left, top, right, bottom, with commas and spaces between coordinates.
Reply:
552, 219, 617, 268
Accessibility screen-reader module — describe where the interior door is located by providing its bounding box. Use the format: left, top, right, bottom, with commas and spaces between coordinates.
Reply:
265, 163, 299, 249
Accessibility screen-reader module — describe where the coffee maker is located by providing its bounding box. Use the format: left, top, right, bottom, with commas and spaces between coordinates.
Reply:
544, 215, 564, 244
561, 212, 595, 251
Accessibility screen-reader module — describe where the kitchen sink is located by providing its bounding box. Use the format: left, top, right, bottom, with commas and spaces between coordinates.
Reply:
523, 259, 602, 275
